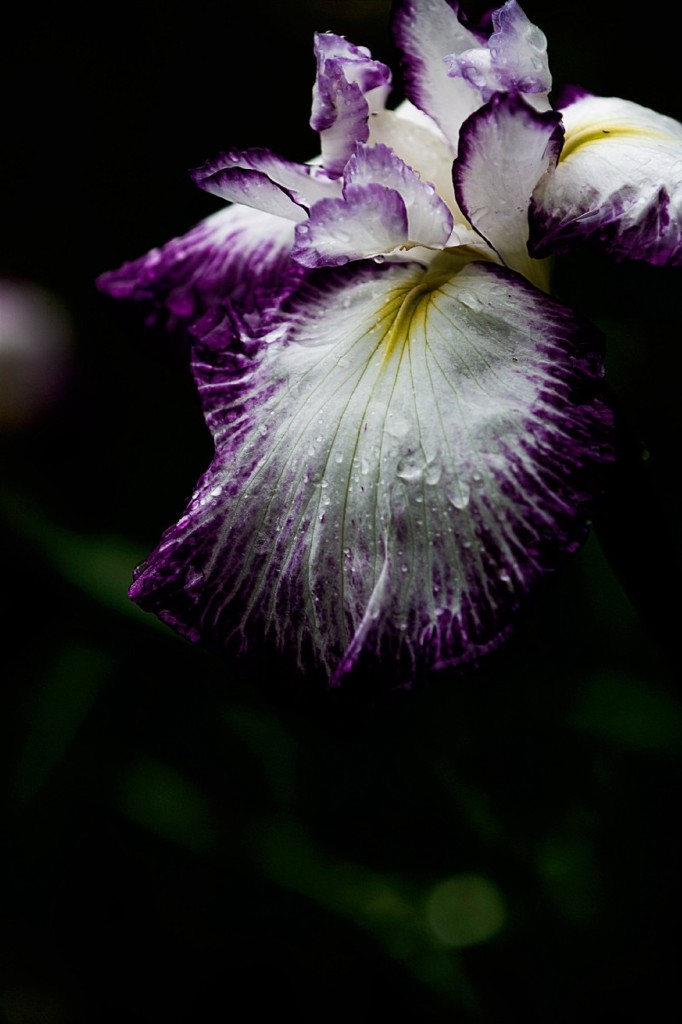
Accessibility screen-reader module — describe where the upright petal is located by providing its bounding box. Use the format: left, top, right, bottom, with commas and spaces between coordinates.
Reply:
129, 253, 613, 689
445, 0, 551, 108
311, 32, 393, 178
369, 101, 459, 213
530, 94, 682, 266
292, 142, 454, 267
96, 205, 299, 329
453, 92, 563, 289
391, 0, 484, 152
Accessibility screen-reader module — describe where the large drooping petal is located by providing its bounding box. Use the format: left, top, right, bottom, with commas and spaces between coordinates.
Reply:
454, 93, 563, 289
391, 0, 484, 152
530, 94, 682, 266
311, 32, 393, 178
191, 148, 341, 220
96, 204, 300, 328
129, 253, 613, 689
291, 143, 454, 267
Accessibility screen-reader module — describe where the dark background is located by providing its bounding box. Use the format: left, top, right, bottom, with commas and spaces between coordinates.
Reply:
2, 3, 680, 1021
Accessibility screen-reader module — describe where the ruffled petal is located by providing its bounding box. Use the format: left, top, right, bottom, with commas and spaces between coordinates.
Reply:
345, 143, 453, 245
446, 0, 551, 108
488, 0, 550, 96
530, 94, 682, 266
454, 92, 563, 288
191, 147, 340, 220
96, 205, 299, 328
129, 253, 613, 689
311, 32, 393, 178
291, 184, 409, 267
369, 101, 459, 213
391, 0, 484, 152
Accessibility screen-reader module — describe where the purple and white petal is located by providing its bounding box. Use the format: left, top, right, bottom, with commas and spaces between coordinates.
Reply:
445, 1, 551, 109
444, 1, 548, 108
311, 33, 393, 178
391, 0, 485, 152
345, 143, 453, 246
191, 148, 340, 220
454, 92, 563, 287
96, 204, 299, 327
291, 185, 409, 267
312, 33, 392, 113
129, 254, 613, 688
369, 101, 457, 213
487, 0, 550, 101
530, 95, 682, 266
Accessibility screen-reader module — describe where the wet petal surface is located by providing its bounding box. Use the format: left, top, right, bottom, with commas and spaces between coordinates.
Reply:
530, 95, 682, 265
391, 0, 484, 152
454, 93, 563, 287
96, 205, 298, 327
129, 255, 613, 687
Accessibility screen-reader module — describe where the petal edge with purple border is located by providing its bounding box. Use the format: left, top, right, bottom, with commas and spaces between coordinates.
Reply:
96, 205, 299, 328
129, 253, 614, 689
530, 95, 682, 266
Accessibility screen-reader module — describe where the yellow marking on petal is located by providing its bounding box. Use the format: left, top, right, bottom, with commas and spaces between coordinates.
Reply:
560, 122, 674, 162
381, 248, 489, 366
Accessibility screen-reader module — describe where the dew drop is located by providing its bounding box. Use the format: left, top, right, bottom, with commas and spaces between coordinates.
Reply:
446, 480, 470, 510
396, 455, 424, 482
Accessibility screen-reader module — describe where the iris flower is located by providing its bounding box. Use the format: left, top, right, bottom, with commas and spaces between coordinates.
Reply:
98, 1, 682, 690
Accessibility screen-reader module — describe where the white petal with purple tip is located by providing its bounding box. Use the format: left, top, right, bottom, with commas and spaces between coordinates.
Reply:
311, 32, 393, 178
292, 184, 409, 267
454, 93, 563, 288
391, 0, 484, 152
530, 95, 682, 266
192, 148, 340, 219
345, 143, 454, 246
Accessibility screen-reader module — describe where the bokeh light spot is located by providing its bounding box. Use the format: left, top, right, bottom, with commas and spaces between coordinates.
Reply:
426, 873, 507, 948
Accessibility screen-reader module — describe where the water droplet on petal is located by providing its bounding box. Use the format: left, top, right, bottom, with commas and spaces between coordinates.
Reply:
446, 480, 470, 510
396, 455, 423, 483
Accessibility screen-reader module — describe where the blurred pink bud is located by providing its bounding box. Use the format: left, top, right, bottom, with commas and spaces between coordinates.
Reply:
0, 278, 73, 429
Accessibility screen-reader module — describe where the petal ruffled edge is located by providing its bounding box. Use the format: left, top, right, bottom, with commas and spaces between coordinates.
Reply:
96, 204, 299, 329
311, 32, 393, 178
129, 255, 614, 691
